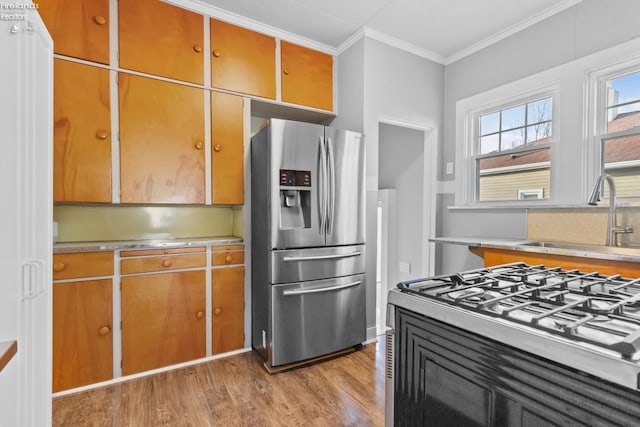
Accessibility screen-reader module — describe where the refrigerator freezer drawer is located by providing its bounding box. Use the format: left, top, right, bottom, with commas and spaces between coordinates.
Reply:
271, 245, 365, 284
270, 274, 366, 367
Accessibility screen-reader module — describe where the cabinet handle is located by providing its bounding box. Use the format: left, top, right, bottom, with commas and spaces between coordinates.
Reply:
213, 144, 221, 152
212, 49, 221, 58
214, 307, 222, 315
193, 44, 203, 53
162, 259, 172, 267
196, 311, 204, 320
96, 130, 108, 140
283, 68, 289, 75
225, 255, 232, 263
93, 15, 106, 25
98, 326, 110, 336
53, 262, 65, 272
194, 141, 203, 150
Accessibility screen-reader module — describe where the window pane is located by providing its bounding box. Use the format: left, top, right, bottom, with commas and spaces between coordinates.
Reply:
608, 72, 640, 106
480, 112, 500, 135
527, 97, 553, 124
477, 148, 550, 201
526, 122, 552, 144
603, 133, 640, 198
501, 129, 525, 150
606, 101, 640, 133
501, 104, 525, 130
480, 134, 499, 154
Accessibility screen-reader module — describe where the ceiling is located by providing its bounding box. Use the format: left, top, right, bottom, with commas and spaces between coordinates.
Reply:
194, 0, 582, 63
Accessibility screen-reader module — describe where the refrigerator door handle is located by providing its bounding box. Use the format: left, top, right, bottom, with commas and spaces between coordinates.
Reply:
318, 136, 328, 235
326, 137, 336, 235
282, 251, 362, 262
282, 280, 362, 296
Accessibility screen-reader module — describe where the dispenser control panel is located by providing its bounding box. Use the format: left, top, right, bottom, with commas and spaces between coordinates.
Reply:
279, 170, 311, 187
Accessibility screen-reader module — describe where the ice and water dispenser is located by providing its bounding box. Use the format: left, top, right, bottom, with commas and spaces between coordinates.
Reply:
279, 169, 311, 229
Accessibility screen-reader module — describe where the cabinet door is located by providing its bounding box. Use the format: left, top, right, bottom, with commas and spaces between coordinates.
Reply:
121, 270, 206, 375
119, 0, 204, 84
119, 73, 205, 204
210, 19, 275, 99
38, 0, 109, 64
53, 279, 113, 392
212, 267, 244, 354
281, 41, 333, 111
54, 59, 111, 202
211, 91, 244, 204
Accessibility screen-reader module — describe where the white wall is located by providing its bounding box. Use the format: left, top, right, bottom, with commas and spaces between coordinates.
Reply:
438, 0, 640, 274
336, 37, 444, 338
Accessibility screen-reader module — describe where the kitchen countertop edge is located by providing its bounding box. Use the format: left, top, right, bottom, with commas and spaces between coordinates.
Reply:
53, 236, 243, 253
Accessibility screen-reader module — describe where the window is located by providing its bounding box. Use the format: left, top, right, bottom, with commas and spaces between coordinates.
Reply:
475, 96, 553, 202
596, 69, 640, 200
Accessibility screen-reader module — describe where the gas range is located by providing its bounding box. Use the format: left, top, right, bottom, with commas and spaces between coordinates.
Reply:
387, 262, 640, 390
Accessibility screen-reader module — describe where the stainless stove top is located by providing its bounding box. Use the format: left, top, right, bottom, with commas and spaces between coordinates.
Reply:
387, 262, 640, 390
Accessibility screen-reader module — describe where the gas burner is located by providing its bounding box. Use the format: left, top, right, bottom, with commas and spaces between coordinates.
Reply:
397, 262, 640, 358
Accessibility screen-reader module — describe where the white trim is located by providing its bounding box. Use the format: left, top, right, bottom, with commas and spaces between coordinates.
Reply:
164, 0, 335, 54
52, 347, 253, 398
445, 0, 583, 65
605, 159, 640, 170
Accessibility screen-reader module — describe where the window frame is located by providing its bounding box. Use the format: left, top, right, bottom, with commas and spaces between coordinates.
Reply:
464, 88, 557, 205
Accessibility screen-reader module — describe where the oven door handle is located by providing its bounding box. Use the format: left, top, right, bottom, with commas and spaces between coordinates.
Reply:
282, 251, 362, 262
283, 280, 361, 296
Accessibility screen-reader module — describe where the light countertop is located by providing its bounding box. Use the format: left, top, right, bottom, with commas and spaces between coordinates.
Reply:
54, 236, 243, 253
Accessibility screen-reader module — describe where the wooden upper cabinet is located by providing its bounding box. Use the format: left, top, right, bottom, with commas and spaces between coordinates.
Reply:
210, 19, 276, 99
281, 41, 333, 111
53, 279, 113, 392
38, 0, 109, 64
54, 59, 112, 203
119, 0, 204, 84
119, 73, 205, 204
212, 91, 244, 205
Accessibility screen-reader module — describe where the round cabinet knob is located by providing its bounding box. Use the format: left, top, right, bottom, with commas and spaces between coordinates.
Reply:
214, 308, 222, 316
194, 141, 203, 150
213, 144, 221, 152
53, 262, 65, 272
225, 255, 232, 263
98, 326, 110, 336
162, 259, 172, 267
193, 44, 203, 53
283, 68, 289, 75
96, 130, 108, 140
163, 249, 170, 254
93, 15, 106, 25
196, 311, 205, 320
212, 50, 221, 58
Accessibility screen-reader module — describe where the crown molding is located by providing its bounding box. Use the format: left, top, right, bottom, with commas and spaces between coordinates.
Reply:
163, 0, 336, 54
445, 0, 584, 65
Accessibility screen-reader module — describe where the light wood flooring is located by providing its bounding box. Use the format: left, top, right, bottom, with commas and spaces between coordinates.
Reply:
52, 338, 386, 426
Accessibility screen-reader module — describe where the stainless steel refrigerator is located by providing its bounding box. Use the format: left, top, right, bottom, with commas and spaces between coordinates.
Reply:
251, 118, 366, 369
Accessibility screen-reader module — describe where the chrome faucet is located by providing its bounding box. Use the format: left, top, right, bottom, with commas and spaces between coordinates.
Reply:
587, 174, 633, 246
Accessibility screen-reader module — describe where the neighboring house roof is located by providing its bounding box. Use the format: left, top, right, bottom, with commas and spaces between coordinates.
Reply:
480, 111, 640, 170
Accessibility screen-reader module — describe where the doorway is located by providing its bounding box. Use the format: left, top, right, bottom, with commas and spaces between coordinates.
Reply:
376, 120, 436, 333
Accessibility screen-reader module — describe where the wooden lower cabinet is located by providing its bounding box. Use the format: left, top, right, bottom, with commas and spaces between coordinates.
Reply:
212, 266, 244, 354
53, 279, 113, 392
121, 270, 206, 375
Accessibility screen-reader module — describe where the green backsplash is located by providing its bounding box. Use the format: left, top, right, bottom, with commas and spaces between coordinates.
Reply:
54, 205, 241, 242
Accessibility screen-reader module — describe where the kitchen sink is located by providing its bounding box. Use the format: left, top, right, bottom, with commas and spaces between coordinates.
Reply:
519, 241, 640, 256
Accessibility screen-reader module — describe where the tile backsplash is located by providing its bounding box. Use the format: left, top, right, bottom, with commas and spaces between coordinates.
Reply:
527, 207, 640, 246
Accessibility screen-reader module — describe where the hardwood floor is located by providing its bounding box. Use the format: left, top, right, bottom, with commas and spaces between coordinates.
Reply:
52, 337, 386, 426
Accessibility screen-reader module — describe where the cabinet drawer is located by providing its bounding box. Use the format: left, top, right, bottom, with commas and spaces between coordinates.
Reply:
53, 252, 114, 280
121, 253, 206, 275
120, 246, 206, 257
212, 251, 244, 266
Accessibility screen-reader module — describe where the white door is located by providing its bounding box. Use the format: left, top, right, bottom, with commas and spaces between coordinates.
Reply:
0, 4, 53, 426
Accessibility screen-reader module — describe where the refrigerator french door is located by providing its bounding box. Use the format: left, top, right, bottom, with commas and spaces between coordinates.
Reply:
251, 119, 366, 369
